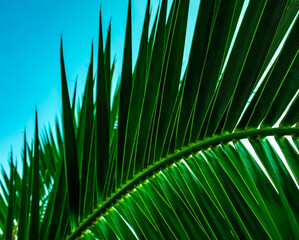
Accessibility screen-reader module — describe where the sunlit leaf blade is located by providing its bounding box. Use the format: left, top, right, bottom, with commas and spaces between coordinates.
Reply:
0, 172, 8, 204
153, 0, 190, 164
0, 195, 6, 231
234, 140, 282, 237
262, 54, 298, 127
18, 132, 28, 240
104, 19, 111, 99
56, 197, 70, 239
281, 93, 299, 127
110, 85, 119, 140
203, 150, 252, 239
26, 145, 34, 221
134, 0, 167, 173
177, 0, 216, 147
153, 171, 206, 238
222, 0, 289, 133
72, 79, 77, 114
40, 153, 64, 240
165, 0, 178, 43
104, 208, 139, 239
122, 0, 150, 182
276, 136, 299, 183
258, 0, 299, 77
147, 3, 159, 71
96, 11, 110, 199
184, 0, 242, 145
60, 39, 80, 230
237, 16, 299, 129
249, 137, 299, 238
1, 1, 299, 239
116, 196, 164, 239
146, 0, 180, 166
176, 159, 238, 238
117, 0, 132, 188
55, 117, 64, 154
203, 0, 268, 137
154, 0, 191, 163
29, 111, 40, 240
212, 143, 275, 238
4, 153, 14, 240
46, 156, 67, 240
95, 218, 119, 239
13, 166, 21, 223
76, 44, 94, 219
83, 125, 96, 217
163, 81, 184, 155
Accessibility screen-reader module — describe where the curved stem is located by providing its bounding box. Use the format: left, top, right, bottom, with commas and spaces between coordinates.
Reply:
67, 127, 298, 239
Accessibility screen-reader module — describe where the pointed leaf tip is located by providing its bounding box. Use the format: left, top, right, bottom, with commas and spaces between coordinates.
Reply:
30, 108, 40, 239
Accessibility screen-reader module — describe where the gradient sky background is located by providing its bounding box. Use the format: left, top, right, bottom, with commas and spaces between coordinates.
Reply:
0, 0, 200, 173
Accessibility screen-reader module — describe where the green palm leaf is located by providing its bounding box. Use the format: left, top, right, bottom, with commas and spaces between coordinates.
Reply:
1, 0, 299, 239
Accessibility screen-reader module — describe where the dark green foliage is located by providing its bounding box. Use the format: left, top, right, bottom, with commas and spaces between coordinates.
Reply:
0, 0, 299, 239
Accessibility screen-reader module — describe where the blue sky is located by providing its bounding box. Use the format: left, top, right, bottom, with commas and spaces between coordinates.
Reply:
0, 0, 200, 173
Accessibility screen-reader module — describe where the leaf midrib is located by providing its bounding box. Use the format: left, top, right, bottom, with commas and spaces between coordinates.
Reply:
67, 126, 298, 239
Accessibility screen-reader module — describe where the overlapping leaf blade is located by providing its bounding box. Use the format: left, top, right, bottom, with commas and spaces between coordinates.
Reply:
1, 0, 298, 239
60, 39, 80, 230
4, 153, 14, 240
97, 11, 110, 199
18, 132, 28, 240
29, 112, 40, 240
117, 0, 132, 188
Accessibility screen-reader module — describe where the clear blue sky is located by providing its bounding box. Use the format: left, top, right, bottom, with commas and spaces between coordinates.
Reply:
0, 0, 199, 173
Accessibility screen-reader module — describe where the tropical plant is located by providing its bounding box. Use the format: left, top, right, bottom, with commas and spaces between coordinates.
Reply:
1, 0, 299, 239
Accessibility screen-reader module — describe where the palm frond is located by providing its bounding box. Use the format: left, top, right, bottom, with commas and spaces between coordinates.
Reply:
1, 0, 298, 239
